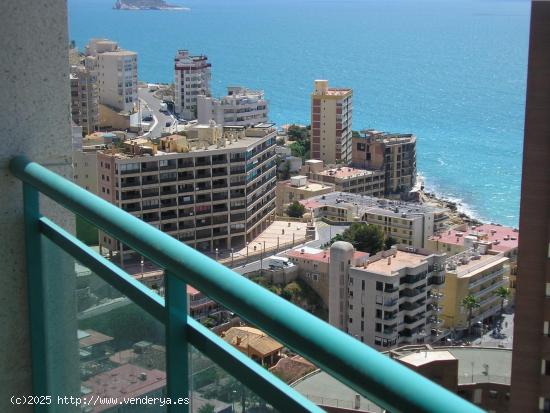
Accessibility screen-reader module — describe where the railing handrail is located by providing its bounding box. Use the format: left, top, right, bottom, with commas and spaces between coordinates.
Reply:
10, 156, 484, 413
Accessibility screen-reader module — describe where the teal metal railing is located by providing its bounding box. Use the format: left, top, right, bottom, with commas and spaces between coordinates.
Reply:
10, 156, 485, 413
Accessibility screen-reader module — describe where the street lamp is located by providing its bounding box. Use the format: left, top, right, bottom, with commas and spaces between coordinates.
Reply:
140, 257, 144, 279
260, 242, 264, 270
215, 248, 219, 262
245, 242, 249, 265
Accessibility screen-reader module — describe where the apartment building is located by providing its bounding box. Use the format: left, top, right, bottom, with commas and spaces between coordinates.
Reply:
286, 245, 368, 310
174, 49, 212, 119
352, 130, 417, 197
304, 163, 385, 198
70, 65, 99, 135
275, 175, 334, 215
440, 249, 509, 332
345, 245, 446, 350
286, 243, 447, 350
96, 123, 277, 262
300, 192, 449, 248
427, 223, 519, 292
85, 38, 138, 113
197, 86, 268, 127
311, 80, 353, 164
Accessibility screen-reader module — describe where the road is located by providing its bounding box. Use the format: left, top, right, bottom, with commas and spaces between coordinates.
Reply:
138, 86, 176, 138
231, 223, 348, 274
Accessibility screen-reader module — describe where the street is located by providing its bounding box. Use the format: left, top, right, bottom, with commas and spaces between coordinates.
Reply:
138, 86, 176, 138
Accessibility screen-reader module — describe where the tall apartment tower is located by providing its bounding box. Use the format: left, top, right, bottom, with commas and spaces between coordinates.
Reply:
311, 80, 353, 165
174, 50, 212, 120
510, 2, 550, 411
70, 65, 99, 135
85, 39, 138, 113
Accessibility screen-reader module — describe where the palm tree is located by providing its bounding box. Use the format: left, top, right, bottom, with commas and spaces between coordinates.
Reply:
462, 295, 481, 335
495, 286, 511, 318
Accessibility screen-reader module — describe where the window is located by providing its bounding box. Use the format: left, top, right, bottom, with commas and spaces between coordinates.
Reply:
473, 389, 482, 404
375, 323, 381, 332
361, 307, 365, 318
361, 321, 364, 332
362, 280, 365, 291
376, 281, 383, 291
376, 309, 382, 318
540, 397, 550, 412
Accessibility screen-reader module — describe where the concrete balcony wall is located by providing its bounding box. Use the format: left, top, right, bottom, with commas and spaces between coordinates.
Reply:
1, 0, 78, 410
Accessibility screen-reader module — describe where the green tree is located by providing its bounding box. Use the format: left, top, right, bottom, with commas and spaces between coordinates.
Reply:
352, 130, 360, 138
198, 403, 215, 413
332, 223, 385, 254
282, 281, 302, 303
287, 201, 306, 218
462, 295, 481, 335
384, 236, 398, 250
287, 124, 309, 141
495, 286, 511, 318
289, 141, 306, 158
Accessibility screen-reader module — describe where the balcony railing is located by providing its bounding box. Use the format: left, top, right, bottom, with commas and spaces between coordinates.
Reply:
10, 156, 483, 413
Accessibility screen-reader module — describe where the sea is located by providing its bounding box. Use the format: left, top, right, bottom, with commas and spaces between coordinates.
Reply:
68, 0, 530, 228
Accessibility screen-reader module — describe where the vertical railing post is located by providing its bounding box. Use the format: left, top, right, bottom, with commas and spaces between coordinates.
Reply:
23, 183, 49, 412
165, 271, 189, 412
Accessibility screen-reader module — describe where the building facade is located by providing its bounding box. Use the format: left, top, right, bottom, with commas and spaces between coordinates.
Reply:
287, 243, 447, 351
300, 192, 449, 248
440, 249, 509, 332
428, 223, 519, 294
352, 130, 417, 197
311, 80, 353, 164
85, 38, 138, 113
197, 86, 268, 127
174, 50, 212, 119
345, 245, 447, 350
70, 65, 99, 135
96, 124, 277, 262
510, 4, 550, 411
306, 165, 386, 198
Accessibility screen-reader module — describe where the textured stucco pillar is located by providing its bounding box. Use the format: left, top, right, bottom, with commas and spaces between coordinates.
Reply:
0, 0, 79, 410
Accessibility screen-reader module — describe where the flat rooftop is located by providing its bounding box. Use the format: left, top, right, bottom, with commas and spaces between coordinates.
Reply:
430, 224, 518, 253
445, 251, 509, 278
391, 345, 512, 385
355, 250, 427, 276
103, 133, 273, 160
320, 88, 353, 97
286, 247, 368, 264
399, 350, 456, 367
82, 364, 166, 410
292, 346, 511, 412
300, 192, 446, 218
315, 167, 379, 180
279, 180, 333, 192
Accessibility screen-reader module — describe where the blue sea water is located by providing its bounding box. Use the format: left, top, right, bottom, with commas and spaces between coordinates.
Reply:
68, 0, 530, 227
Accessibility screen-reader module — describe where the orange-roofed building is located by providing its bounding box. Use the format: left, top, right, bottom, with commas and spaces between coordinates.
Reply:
221, 326, 283, 366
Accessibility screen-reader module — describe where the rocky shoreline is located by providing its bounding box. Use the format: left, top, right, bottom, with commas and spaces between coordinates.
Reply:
420, 190, 484, 227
